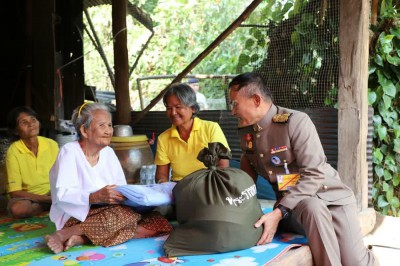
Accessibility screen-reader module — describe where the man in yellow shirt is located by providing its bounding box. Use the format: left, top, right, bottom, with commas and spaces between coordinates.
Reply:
6, 106, 59, 218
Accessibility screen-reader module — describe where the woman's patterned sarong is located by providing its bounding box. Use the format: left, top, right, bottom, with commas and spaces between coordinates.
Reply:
63, 205, 172, 246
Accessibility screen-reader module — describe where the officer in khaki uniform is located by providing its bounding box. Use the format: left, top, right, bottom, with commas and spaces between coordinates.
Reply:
229, 72, 377, 266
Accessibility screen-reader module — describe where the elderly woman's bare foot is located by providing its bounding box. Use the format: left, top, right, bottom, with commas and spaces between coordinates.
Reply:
64, 235, 88, 251
134, 225, 158, 238
45, 234, 65, 254
45, 225, 83, 254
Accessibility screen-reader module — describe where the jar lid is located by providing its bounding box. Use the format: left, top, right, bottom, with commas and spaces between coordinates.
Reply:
113, 125, 133, 137
111, 135, 148, 143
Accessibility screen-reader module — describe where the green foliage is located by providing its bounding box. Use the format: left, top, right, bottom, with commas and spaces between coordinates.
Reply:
83, 0, 253, 110
140, 0, 253, 105
369, 2, 400, 216
239, 0, 339, 108
241, 0, 399, 216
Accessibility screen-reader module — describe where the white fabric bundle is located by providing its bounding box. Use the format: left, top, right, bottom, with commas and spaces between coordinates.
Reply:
115, 182, 176, 207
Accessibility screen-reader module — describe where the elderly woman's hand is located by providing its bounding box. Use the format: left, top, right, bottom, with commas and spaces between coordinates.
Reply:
89, 185, 125, 204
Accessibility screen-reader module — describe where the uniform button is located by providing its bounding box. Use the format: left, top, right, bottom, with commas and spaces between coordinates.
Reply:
256, 134, 260, 138
323, 185, 328, 190
260, 154, 264, 158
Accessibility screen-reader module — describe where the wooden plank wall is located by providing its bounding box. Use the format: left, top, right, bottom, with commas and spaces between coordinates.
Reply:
130, 109, 339, 172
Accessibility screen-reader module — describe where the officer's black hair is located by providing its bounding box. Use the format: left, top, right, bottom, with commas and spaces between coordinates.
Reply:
229, 72, 272, 101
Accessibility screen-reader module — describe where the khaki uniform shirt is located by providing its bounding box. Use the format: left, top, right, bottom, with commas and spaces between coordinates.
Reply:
238, 104, 355, 210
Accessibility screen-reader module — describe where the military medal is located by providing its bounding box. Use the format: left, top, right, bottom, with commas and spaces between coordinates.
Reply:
271, 156, 281, 165
270, 145, 288, 154
283, 160, 290, 174
244, 133, 253, 149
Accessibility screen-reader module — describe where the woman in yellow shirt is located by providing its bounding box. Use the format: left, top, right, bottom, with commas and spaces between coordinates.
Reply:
155, 83, 230, 183
5, 106, 59, 218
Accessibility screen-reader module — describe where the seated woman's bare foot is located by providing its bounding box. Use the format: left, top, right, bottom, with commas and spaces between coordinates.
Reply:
134, 225, 158, 238
45, 234, 65, 254
64, 235, 88, 251
45, 224, 83, 253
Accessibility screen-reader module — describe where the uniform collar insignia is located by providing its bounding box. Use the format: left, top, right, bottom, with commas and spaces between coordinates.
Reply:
252, 123, 263, 132
272, 113, 292, 123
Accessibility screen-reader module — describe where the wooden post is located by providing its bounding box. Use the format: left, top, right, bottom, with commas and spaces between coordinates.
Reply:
338, 0, 370, 210
25, 0, 33, 107
112, 0, 131, 125
56, 0, 84, 121
32, 0, 56, 130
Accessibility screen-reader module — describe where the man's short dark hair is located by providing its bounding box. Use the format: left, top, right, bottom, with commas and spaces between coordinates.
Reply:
229, 72, 272, 101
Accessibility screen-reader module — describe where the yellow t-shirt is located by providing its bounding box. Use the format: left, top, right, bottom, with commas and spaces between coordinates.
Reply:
155, 117, 229, 181
6, 136, 59, 195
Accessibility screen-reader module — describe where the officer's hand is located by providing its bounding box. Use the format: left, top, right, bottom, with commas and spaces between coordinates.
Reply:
254, 209, 282, 245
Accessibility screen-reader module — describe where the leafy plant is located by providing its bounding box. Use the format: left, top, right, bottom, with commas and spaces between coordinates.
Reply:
83, 0, 253, 110
369, 1, 400, 216
241, 0, 400, 216
241, 0, 339, 108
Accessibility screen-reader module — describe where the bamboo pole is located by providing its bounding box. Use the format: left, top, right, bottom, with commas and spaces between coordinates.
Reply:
131, 0, 263, 125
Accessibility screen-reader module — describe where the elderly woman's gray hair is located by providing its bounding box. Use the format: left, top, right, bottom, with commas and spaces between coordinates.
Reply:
163, 82, 200, 116
71, 102, 110, 137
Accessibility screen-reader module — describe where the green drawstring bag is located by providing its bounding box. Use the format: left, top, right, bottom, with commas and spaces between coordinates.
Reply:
163, 142, 263, 257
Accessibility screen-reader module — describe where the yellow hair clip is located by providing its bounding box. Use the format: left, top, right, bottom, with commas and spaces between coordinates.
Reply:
78, 102, 88, 117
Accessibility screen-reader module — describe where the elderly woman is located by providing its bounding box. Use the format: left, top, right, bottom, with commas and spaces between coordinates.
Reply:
45, 102, 172, 254
155, 83, 230, 183
5, 106, 59, 218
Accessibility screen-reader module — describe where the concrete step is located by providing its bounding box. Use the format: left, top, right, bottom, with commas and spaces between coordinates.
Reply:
269, 245, 313, 266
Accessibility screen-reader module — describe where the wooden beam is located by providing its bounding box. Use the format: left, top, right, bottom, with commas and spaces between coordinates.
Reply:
338, 0, 370, 210
112, 0, 131, 125
32, 0, 55, 130
25, 0, 33, 107
56, 0, 84, 120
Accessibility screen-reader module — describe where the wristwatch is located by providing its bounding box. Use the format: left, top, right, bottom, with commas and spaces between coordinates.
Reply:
276, 204, 291, 219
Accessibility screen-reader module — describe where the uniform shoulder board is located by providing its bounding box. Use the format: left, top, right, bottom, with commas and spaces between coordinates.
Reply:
272, 113, 292, 123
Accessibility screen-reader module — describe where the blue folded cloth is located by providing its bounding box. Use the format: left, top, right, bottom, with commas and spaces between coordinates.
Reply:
115, 182, 176, 208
